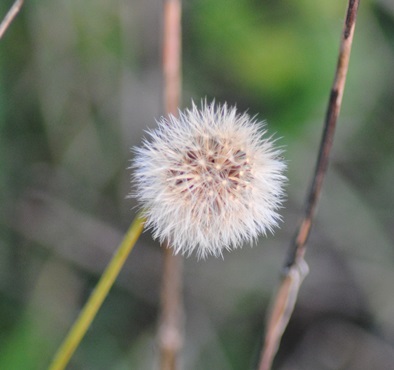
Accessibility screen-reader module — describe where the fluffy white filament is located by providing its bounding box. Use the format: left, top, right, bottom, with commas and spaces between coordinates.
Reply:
132, 101, 286, 258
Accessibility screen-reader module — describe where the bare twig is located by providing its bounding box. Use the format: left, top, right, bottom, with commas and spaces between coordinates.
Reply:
158, 247, 184, 370
258, 1, 361, 369
0, 0, 23, 40
163, 0, 182, 115
158, 1, 184, 370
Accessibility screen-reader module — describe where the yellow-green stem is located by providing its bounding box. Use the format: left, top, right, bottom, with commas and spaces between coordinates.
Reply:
48, 214, 145, 370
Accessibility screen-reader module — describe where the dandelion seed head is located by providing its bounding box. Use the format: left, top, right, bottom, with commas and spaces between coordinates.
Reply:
132, 101, 286, 258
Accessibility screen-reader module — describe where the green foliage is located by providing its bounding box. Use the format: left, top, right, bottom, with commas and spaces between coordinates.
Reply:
184, 0, 343, 133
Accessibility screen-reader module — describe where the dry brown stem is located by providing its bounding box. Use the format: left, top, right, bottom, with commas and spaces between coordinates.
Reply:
163, 0, 182, 116
159, 247, 184, 370
258, 1, 361, 369
158, 1, 184, 370
0, 0, 23, 39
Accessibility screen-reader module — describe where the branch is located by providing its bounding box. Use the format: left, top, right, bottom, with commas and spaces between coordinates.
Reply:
158, 1, 184, 370
257, 1, 361, 369
0, 0, 23, 40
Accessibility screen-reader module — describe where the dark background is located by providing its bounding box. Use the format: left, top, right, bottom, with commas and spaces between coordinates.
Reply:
1, 0, 394, 369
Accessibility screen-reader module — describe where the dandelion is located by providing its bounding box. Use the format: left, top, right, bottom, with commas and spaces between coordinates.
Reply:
132, 101, 286, 258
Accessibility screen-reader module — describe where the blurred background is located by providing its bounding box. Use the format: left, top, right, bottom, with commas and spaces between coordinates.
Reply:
1, 0, 394, 369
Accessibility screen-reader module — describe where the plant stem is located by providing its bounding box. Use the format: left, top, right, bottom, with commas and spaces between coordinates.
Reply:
0, 0, 23, 39
159, 247, 184, 370
163, 0, 182, 116
257, 1, 361, 369
48, 214, 145, 370
158, 1, 184, 369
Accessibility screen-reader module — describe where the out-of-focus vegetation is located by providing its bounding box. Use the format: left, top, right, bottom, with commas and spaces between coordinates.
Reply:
1, 0, 394, 369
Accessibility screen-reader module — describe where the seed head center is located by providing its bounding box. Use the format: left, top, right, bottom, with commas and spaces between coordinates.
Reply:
167, 136, 253, 198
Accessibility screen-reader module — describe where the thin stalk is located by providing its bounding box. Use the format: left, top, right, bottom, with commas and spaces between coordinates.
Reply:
257, 1, 361, 369
163, 0, 182, 116
158, 247, 184, 370
0, 0, 23, 39
48, 214, 145, 370
158, 1, 184, 369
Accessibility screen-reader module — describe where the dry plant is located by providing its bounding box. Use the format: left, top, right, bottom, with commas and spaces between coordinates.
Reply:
133, 102, 286, 258
40, 0, 361, 369
258, 1, 361, 369
158, 1, 184, 369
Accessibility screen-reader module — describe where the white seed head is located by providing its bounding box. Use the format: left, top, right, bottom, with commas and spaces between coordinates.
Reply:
131, 101, 286, 258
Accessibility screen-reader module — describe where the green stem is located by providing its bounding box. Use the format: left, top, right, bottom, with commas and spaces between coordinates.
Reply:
48, 214, 145, 370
